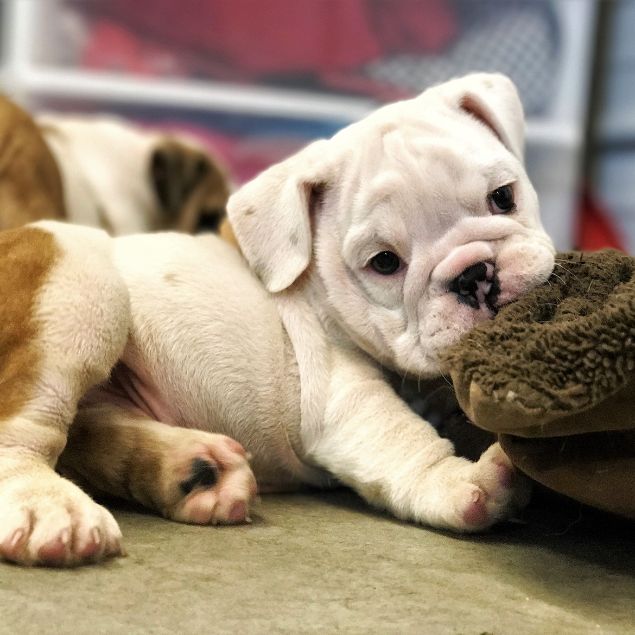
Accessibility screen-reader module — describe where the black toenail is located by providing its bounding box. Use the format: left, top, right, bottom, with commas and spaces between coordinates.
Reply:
179, 458, 219, 495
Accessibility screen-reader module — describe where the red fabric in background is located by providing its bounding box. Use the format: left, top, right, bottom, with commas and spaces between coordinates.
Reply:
81, 0, 378, 75
370, 0, 457, 54
82, 21, 188, 76
79, 0, 456, 79
576, 190, 625, 252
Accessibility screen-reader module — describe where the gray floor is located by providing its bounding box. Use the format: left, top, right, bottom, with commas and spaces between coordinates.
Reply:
1, 489, 633, 634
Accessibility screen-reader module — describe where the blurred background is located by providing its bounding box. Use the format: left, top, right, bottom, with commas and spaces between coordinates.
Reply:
0, 0, 630, 251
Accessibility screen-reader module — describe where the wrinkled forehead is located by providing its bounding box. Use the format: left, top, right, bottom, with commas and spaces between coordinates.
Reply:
338, 107, 514, 230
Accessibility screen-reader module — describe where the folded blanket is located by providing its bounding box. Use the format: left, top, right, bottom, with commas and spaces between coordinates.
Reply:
441, 250, 635, 518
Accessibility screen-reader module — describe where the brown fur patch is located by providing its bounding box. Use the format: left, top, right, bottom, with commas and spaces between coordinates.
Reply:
163, 272, 179, 284
0, 226, 59, 421
150, 138, 231, 233
59, 405, 173, 512
59, 406, 159, 505
0, 97, 65, 230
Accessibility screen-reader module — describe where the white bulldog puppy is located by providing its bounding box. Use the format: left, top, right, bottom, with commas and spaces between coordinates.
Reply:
0, 74, 554, 567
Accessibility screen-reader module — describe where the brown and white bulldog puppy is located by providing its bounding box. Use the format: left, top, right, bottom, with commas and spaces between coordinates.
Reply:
0, 74, 555, 567
38, 114, 231, 235
0, 95, 231, 235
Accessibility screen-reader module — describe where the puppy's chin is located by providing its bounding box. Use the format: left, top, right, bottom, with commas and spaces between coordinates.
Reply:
395, 296, 494, 377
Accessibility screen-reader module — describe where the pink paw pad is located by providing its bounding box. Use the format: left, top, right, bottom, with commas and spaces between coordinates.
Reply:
227, 502, 247, 523
38, 531, 70, 564
462, 489, 489, 527
1, 528, 27, 560
78, 528, 103, 559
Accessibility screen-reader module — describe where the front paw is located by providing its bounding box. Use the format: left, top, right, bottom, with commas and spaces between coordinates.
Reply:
0, 468, 123, 567
417, 442, 529, 532
455, 442, 530, 531
158, 431, 257, 525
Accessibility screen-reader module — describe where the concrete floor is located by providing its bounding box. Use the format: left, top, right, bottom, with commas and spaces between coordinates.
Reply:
1, 488, 633, 634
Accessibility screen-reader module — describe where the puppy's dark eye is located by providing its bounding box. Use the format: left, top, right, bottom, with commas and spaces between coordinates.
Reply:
489, 185, 515, 214
370, 251, 401, 275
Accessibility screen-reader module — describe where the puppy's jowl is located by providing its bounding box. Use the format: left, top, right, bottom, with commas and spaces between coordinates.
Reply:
0, 74, 555, 566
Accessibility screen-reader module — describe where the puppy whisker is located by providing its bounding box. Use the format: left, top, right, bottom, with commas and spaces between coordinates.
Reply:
553, 261, 579, 281
439, 370, 454, 388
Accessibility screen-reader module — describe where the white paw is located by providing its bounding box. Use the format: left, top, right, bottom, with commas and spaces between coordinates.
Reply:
417, 442, 530, 532
0, 470, 123, 567
450, 442, 529, 531
160, 431, 257, 525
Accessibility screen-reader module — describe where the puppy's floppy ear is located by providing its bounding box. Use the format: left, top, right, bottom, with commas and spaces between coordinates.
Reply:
439, 73, 525, 160
150, 137, 230, 232
228, 139, 333, 293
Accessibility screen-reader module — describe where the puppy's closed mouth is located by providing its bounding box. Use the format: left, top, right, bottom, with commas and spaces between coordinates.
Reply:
448, 261, 500, 314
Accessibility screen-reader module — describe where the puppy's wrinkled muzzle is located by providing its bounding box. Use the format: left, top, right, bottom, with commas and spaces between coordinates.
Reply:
449, 261, 500, 312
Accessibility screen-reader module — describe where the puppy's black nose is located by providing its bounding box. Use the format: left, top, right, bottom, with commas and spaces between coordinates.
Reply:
452, 262, 488, 294
449, 261, 498, 310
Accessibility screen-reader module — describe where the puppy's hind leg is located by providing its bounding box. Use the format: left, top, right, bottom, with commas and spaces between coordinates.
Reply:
58, 404, 257, 525
0, 224, 129, 566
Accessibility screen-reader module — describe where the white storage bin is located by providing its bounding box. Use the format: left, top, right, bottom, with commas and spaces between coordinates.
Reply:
526, 141, 581, 250
594, 1, 635, 251
1, 0, 597, 249
596, 1, 635, 148
599, 62, 635, 143
605, 0, 635, 65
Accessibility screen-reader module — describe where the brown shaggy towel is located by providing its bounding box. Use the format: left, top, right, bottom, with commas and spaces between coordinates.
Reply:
441, 250, 635, 518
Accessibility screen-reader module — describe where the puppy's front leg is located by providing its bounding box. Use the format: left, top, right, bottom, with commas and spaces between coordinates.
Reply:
309, 353, 523, 532
58, 404, 257, 525
0, 224, 128, 566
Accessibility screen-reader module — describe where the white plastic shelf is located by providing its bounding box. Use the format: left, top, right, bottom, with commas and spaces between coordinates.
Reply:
3, 66, 582, 148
